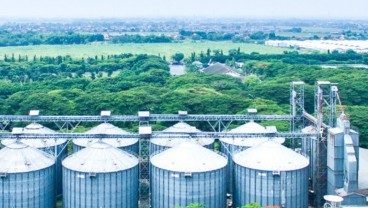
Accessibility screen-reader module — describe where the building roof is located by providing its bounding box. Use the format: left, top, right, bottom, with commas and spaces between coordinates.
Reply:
162, 122, 201, 133
1, 123, 67, 148
150, 141, 227, 172
233, 140, 309, 171
220, 121, 284, 147
151, 122, 214, 147
62, 141, 138, 173
73, 123, 138, 148
203, 63, 232, 74
0, 141, 55, 173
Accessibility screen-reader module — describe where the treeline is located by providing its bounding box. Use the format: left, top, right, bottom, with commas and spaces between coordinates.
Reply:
0, 31, 176, 46
111, 34, 173, 43
179, 30, 312, 42
0, 54, 168, 82
186, 48, 368, 66
0, 31, 104, 46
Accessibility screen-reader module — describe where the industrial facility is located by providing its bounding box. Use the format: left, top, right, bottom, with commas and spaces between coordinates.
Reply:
0, 81, 367, 208
265, 40, 368, 53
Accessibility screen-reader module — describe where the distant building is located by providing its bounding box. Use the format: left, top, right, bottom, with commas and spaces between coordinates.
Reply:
103, 34, 110, 41
265, 40, 368, 53
192, 61, 203, 68
203, 63, 243, 79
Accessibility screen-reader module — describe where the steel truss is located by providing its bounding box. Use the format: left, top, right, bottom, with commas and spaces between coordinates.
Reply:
0, 132, 320, 140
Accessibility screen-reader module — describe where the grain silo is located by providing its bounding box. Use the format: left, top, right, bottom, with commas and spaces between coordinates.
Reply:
150, 141, 227, 208
219, 121, 284, 194
302, 125, 318, 186
150, 122, 214, 155
1, 123, 67, 196
233, 141, 309, 208
72, 123, 138, 154
62, 141, 139, 208
0, 141, 56, 208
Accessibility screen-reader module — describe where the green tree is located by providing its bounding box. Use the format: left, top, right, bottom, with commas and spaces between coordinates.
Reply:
172, 53, 184, 63
239, 203, 262, 208
185, 64, 200, 74
176, 203, 205, 208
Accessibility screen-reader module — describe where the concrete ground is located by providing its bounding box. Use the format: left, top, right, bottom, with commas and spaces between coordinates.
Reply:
169, 64, 185, 76
359, 148, 368, 189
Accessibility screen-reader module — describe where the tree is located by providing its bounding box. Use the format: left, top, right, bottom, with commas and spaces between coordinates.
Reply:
172, 53, 184, 63
239, 203, 262, 208
176, 203, 204, 208
185, 64, 200, 74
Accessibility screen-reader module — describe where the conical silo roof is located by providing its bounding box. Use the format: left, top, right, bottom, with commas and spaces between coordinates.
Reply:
162, 122, 201, 133
228, 121, 267, 133
0, 142, 55, 173
150, 141, 227, 172
1, 123, 66, 148
220, 121, 284, 146
73, 123, 138, 148
63, 141, 138, 173
151, 122, 213, 147
233, 141, 309, 171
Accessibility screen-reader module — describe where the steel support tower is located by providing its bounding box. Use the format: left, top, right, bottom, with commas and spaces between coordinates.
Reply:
290, 81, 305, 149
313, 81, 338, 207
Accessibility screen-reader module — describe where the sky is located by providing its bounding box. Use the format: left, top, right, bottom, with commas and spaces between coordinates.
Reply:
0, 0, 367, 19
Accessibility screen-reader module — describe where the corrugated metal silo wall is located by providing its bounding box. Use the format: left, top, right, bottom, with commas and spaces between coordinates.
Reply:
233, 165, 308, 208
220, 142, 249, 194
150, 166, 227, 208
0, 166, 55, 208
62, 166, 139, 208
327, 132, 345, 193
72, 141, 139, 155
303, 136, 323, 194
40, 143, 67, 196
149, 141, 214, 156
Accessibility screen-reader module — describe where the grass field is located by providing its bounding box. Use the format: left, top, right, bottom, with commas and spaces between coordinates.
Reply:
0, 41, 292, 59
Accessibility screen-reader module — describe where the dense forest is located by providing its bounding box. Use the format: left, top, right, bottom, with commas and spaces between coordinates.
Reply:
0, 50, 367, 147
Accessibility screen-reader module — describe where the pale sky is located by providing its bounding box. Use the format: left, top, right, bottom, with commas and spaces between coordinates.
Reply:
0, 0, 367, 19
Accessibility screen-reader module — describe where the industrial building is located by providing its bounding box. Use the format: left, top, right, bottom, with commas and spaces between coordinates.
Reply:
62, 141, 139, 208
0, 81, 367, 208
150, 141, 227, 208
265, 40, 368, 53
220, 121, 285, 194
1, 123, 67, 196
0, 141, 56, 208
233, 140, 309, 208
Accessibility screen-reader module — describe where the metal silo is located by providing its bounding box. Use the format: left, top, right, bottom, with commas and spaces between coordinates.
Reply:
72, 123, 138, 154
1, 123, 67, 196
233, 141, 309, 208
302, 125, 318, 189
150, 141, 227, 208
62, 141, 139, 208
0, 141, 56, 208
150, 122, 214, 155
219, 121, 285, 194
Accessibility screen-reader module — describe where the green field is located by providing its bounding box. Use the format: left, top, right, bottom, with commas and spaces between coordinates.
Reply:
0, 41, 292, 59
